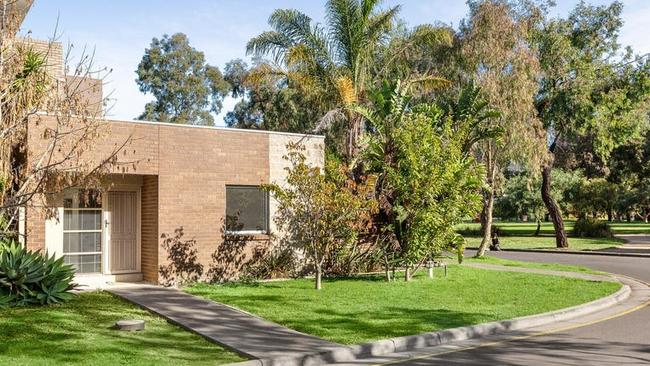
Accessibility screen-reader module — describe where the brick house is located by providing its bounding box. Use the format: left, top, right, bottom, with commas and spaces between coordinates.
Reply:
26, 116, 323, 286
19, 39, 324, 286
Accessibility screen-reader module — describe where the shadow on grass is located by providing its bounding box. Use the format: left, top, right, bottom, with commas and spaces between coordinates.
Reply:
296, 306, 493, 342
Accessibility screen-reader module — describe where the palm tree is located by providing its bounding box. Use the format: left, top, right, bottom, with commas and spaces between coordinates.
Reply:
247, 0, 451, 159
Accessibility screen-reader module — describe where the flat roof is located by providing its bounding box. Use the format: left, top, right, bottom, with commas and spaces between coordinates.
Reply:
36, 112, 325, 139
110, 118, 326, 139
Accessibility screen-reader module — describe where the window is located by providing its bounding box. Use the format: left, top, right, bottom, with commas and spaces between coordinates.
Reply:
225, 186, 269, 233
63, 190, 102, 273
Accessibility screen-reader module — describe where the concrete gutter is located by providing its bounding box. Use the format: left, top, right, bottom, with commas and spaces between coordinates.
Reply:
227, 268, 634, 366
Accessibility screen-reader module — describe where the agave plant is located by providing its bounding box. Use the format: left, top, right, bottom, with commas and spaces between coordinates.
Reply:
0, 241, 76, 307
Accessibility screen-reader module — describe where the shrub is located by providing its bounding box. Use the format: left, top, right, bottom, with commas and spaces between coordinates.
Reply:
573, 218, 613, 238
242, 245, 300, 281
0, 241, 76, 307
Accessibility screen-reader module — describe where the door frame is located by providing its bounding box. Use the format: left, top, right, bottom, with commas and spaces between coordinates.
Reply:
103, 185, 141, 275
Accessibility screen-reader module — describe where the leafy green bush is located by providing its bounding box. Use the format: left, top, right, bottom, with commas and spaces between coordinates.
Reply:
573, 218, 613, 238
0, 241, 76, 307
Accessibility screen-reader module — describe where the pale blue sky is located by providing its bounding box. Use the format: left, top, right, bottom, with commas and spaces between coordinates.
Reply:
21, 1, 650, 125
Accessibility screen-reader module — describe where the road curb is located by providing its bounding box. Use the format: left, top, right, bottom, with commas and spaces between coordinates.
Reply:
484, 248, 650, 258
226, 275, 632, 366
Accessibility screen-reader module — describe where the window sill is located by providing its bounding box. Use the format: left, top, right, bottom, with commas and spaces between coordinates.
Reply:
224, 231, 270, 241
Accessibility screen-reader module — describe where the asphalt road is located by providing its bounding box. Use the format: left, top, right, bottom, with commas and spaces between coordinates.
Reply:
387, 250, 650, 366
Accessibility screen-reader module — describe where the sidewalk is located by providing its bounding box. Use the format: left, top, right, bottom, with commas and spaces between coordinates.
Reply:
107, 284, 340, 360
599, 234, 650, 255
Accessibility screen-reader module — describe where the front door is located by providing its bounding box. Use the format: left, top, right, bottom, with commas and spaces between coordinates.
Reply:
107, 191, 138, 273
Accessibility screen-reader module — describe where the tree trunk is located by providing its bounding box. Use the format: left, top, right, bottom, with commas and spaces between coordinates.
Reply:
405, 266, 411, 282
476, 190, 495, 257
315, 265, 322, 290
534, 218, 541, 236
346, 115, 364, 159
384, 255, 391, 281
541, 165, 568, 248
476, 147, 496, 258
479, 205, 487, 236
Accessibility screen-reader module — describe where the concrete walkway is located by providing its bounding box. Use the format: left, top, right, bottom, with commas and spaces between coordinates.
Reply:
603, 234, 650, 255
106, 284, 340, 360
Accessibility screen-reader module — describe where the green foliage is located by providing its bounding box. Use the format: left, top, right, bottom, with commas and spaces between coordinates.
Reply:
441, 83, 503, 154
359, 81, 485, 270
496, 169, 583, 220
495, 173, 545, 221
245, 0, 452, 157
608, 131, 650, 221
536, 1, 649, 160
0, 241, 76, 307
136, 33, 230, 125
389, 106, 483, 265
223, 59, 324, 133
573, 217, 613, 238
569, 178, 619, 219
628, 180, 650, 222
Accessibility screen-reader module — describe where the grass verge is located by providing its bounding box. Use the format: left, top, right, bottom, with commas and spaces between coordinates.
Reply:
464, 255, 606, 275
463, 235, 623, 251
457, 220, 650, 235
186, 266, 620, 345
0, 291, 244, 366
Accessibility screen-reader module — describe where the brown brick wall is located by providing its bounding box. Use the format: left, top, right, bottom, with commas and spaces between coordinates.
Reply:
156, 124, 270, 282
27, 115, 159, 175
64, 75, 103, 116
141, 175, 159, 282
25, 205, 45, 252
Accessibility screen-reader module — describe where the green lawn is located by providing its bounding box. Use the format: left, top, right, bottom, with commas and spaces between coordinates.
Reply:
465, 255, 606, 275
464, 235, 624, 251
186, 266, 620, 345
0, 291, 244, 366
457, 220, 650, 235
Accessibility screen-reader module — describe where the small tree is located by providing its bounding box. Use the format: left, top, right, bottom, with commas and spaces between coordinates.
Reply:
355, 81, 486, 281
1, 12, 133, 239
265, 143, 375, 290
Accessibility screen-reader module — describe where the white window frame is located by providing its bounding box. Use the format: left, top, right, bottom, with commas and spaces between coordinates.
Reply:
62, 191, 103, 274
225, 185, 269, 235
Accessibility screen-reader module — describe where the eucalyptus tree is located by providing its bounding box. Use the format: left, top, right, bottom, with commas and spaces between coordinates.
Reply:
460, 0, 547, 256
222, 59, 323, 133
136, 33, 230, 126
535, 1, 650, 247
246, 0, 451, 159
